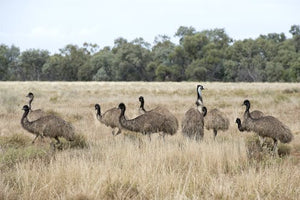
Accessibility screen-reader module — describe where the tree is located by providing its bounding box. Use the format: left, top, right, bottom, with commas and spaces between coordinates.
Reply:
202, 28, 233, 49
91, 48, 116, 81
150, 35, 176, 80
42, 54, 63, 81
289, 25, 300, 36
265, 62, 284, 82
290, 57, 300, 81
113, 39, 152, 81
290, 25, 300, 52
185, 59, 207, 81
59, 44, 90, 81
182, 33, 209, 60
19, 49, 50, 80
174, 26, 196, 44
0, 44, 20, 80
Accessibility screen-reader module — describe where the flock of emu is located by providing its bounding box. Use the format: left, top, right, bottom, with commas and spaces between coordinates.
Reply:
21, 85, 294, 155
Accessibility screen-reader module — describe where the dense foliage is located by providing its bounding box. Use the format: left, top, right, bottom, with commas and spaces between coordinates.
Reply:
1, 25, 300, 82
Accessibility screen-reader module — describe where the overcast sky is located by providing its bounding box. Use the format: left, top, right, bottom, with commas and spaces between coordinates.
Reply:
0, 0, 299, 54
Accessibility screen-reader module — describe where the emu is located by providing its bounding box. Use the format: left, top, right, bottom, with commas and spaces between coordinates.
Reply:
138, 96, 178, 133
236, 100, 293, 155
95, 104, 122, 136
118, 103, 177, 140
21, 105, 75, 144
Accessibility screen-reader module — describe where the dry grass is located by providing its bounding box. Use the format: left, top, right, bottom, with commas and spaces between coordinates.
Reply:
0, 81, 300, 199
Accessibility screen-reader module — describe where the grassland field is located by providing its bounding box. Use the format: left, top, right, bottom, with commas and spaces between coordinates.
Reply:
0, 81, 300, 200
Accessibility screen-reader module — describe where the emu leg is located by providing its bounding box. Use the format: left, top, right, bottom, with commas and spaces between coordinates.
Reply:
32, 134, 39, 143
158, 132, 166, 142
259, 136, 266, 147
272, 138, 278, 156
147, 133, 152, 142
55, 136, 60, 144
114, 128, 122, 136
213, 129, 217, 140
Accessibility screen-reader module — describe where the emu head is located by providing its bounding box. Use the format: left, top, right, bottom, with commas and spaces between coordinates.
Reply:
22, 105, 30, 111
118, 103, 126, 112
243, 100, 251, 111
235, 118, 244, 132
139, 96, 144, 103
95, 104, 100, 110
197, 85, 204, 91
95, 104, 101, 115
26, 92, 34, 99
22, 105, 30, 112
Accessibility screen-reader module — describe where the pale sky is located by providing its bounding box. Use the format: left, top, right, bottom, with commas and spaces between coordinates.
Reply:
0, 0, 299, 54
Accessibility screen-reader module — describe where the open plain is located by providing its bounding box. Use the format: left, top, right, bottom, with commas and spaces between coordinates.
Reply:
0, 81, 300, 200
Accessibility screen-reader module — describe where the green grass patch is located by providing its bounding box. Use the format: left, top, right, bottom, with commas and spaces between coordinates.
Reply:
0, 134, 31, 149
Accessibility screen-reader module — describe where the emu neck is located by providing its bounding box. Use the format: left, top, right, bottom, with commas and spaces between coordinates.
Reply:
236, 120, 243, 131
245, 104, 250, 113
203, 108, 207, 117
139, 101, 146, 113
119, 110, 140, 132
197, 88, 203, 105
96, 107, 102, 121
196, 105, 203, 113
243, 109, 257, 131
28, 98, 33, 110
21, 110, 34, 133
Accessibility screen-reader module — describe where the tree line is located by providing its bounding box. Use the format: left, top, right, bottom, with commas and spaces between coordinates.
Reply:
1, 25, 300, 82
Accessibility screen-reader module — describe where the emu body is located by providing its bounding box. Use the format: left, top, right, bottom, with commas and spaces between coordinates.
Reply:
205, 108, 229, 139
95, 104, 122, 135
182, 106, 207, 141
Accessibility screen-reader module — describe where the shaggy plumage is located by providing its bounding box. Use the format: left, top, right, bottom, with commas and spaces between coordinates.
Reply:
237, 100, 293, 154
249, 110, 264, 119
119, 103, 176, 140
239, 110, 264, 132
205, 108, 230, 139
182, 105, 207, 141
95, 104, 122, 136
26, 92, 47, 121
21, 105, 75, 144
138, 96, 179, 133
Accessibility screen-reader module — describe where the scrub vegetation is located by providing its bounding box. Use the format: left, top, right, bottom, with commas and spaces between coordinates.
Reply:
0, 81, 300, 199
